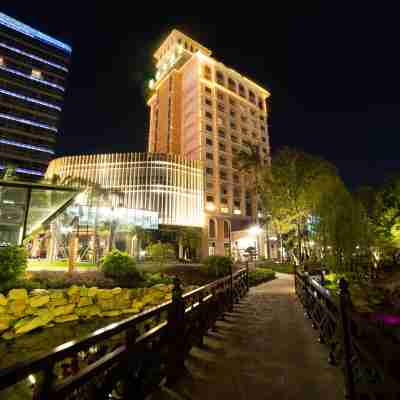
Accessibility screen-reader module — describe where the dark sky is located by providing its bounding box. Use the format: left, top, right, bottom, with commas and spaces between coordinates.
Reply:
2, 2, 400, 189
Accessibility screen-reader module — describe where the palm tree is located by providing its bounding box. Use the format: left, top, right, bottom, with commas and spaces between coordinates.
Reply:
235, 143, 266, 190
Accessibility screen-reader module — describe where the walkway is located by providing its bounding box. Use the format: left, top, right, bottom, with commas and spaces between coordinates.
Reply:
149, 273, 344, 400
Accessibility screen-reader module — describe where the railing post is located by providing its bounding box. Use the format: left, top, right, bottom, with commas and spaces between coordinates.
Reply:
339, 278, 355, 400
123, 326, 140, 397
166, 277, 185, 386
246, 261, 249, 291
37, 361, 56, 400
230, 264, 234, 311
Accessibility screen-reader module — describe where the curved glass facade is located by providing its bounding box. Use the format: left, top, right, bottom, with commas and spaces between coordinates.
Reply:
46, 153, 204, 227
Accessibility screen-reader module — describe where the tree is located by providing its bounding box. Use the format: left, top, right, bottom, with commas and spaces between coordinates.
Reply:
235, 143, 266, 190
259, 147, 339, 264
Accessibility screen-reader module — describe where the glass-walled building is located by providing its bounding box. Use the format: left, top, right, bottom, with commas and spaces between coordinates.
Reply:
0, 179, 77, 246
45, 152, 204, 228
0, 13, 72, 178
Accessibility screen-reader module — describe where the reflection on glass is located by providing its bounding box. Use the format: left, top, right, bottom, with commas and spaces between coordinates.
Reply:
0, 186, 27, 245
26, 189, 77, 236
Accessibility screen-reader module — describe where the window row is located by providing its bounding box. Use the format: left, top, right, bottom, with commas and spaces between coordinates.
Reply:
203, 66, 264, 110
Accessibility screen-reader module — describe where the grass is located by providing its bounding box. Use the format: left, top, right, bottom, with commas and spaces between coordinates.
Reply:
28, 259, 97, 270
257, 261, 295, 275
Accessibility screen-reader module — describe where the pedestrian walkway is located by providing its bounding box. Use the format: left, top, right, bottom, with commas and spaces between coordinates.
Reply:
149, 273, 344, 400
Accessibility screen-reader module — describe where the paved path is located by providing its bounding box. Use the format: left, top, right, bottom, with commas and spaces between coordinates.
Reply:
149, 273, 344, 400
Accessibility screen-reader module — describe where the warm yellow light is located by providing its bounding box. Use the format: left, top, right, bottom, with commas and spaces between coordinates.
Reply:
248, 225, 262, 236
206, 202, 216, 211
149, 79, 155, 89
233, 209, 242, 215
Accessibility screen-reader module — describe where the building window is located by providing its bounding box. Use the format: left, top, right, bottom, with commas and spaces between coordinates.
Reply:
216, 71, 224, 85
238, 84, 246, 98
230, 110, 236, 118
228, 78, 236, 91
204, 65, 211, 80
217, 91, 224, 100
220, 171, 228, 180
31, 69, 42, 79
217, 116, 225, 125
217, 103, 225, 112
258, 98, 264, 110
207, 195, 214, 202
229, 98, 236, 106
205, 111, 213, 119
206, 124, 212, 132
206, 168, 213, 175
218, 129, 225, 139
231, 135, 238, 143
206, 153, 213, 160
233, 174, 239, 183
209, 242, 216, 256
0, 57, 4, 66
223, 220, 231, 240
261, 137, 266, 143
249, 90, 256, 103
230, 122, 237, 130
207, 182, 214, 190
205, 98, 212, 106
220, 157, 226, 166
219, 143, 225, 151
209, 219, 216, 238
242, 127, 248, 135
221, 197, 228, 204
205, 86, 212, 94
206, 138, 213, 146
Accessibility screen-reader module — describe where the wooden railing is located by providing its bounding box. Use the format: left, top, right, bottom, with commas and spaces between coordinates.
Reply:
295, 269, 400, 399
0, 268, 248, 399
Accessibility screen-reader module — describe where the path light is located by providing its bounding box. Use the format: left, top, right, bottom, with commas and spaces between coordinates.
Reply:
248, 225, 262, 236
28, 374, 36, 385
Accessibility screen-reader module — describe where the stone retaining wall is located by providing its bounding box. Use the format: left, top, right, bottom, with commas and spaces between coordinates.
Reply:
0, 284, 180, 340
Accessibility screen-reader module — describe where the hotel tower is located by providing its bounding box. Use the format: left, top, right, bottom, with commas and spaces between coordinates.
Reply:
0, 13, 71, 178
147, 30, 271, 256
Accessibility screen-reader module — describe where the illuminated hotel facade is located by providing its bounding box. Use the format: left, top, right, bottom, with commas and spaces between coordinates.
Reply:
0, 13, 71, 178
148, 30, 271, 256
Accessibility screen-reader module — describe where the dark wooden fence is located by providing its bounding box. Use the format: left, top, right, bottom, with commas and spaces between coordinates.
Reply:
0, 268, 248, 399
295, 269, 400, 400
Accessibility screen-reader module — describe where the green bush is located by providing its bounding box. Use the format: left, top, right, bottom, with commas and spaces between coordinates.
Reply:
100, 249, 142, 283
248, 268, 275, 287
143, 272, 174, 287
203, 256, 233, 278
0, 245, 27, 291
146, 242, 176, 262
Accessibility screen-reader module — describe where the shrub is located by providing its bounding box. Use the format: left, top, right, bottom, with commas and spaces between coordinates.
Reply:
203, 256, 233, 278
143, 272, 174, 287
0, 245, 27, 291
100, 249, 142, 283
248, 268, 275, 287
30, 271, 116, 289
146, 242, 176, 263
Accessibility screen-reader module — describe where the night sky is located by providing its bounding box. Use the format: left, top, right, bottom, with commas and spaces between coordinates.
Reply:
2, 3, 400, 189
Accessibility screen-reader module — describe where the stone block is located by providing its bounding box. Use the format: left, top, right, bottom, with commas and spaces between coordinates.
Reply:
54, 314, 79, 323
88, 287, 98, 297
97, 298, 115, 311
0, 315, 14, 332
53, 304, 75, 317
96, 289, 113, 299
2, 330, 15, 340
77, 296, 93, 307
111, 287, 122, 295
8, 300, 27, 317
30, 295, 50, 308
75, 305, 101, 318
15, 316, 45, 335
101, 310, 121, 317
80, 287, 89, 296
0, 294, 7, 306
8, 289, 28, 301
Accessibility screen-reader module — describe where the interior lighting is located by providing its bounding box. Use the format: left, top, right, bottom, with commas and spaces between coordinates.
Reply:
0, 42, 68, 71
248, 225, 262, 236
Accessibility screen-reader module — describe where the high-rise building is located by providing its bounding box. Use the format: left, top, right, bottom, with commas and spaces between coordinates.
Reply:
0, 12, 71, 178
148, 30, 271, 256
